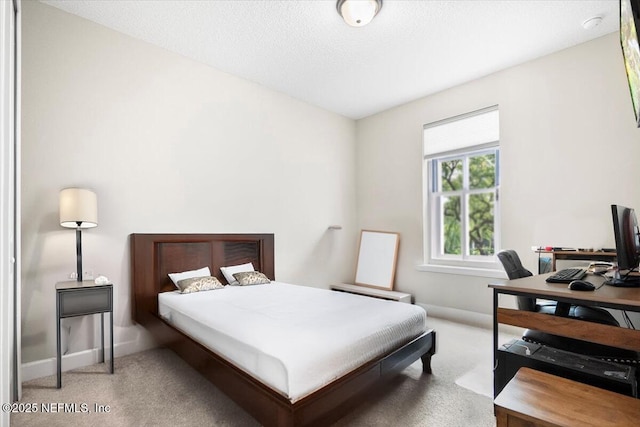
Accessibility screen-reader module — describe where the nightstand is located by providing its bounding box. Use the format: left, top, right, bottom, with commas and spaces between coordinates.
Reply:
56, 280, 113, 388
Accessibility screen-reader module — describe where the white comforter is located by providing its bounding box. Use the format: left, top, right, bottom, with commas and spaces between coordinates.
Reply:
158, 282, 427, 402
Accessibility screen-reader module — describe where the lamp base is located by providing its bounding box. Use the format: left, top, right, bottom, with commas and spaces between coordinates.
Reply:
76, 226, 83, 282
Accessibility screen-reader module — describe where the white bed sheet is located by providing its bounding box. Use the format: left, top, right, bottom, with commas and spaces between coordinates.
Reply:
158, 282, 427, 402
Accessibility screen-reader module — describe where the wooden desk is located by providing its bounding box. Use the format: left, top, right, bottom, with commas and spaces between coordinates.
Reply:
489, 273, 640, 397
495, 367, 640, 427
537, 249, 616, 271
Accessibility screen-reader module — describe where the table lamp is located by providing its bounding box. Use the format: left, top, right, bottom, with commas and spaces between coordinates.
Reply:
59, 188, 98, 282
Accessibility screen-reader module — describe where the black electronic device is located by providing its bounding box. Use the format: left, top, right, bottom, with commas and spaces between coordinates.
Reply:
495, 339, 638, 398
621, 0, 640, 127
545, 267, 587, 283
568, 280, 596, 291
605, 204, 640, 287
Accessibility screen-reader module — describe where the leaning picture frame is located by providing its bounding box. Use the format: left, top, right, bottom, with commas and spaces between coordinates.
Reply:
354, 230, 400, 290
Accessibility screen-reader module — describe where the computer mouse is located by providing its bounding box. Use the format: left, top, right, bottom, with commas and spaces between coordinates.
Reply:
568, 280, 596, 291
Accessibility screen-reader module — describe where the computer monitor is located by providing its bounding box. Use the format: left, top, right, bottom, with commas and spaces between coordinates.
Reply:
605, 204, 640, 287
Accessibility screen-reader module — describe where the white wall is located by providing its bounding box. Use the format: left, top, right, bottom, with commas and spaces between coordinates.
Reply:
356, 33, 640, 315
21, 1, 357, 365
2, 0, 20, 416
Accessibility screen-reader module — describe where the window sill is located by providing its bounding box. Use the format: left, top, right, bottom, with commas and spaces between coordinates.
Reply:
417, 263, 508, 279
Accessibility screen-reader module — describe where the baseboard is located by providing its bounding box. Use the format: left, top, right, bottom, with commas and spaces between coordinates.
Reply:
418, 303, 493, 329
21, 338, 156, 382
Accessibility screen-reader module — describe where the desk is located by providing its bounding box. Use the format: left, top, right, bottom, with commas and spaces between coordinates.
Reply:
489, 273, 640, 397
56, 280, 114, 388
536, 249, 616, 271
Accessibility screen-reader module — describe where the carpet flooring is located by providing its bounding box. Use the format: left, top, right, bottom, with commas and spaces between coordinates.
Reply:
11, 317, 514, 426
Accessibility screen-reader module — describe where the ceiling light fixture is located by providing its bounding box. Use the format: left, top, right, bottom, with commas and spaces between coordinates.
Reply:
337, 0, 383, 27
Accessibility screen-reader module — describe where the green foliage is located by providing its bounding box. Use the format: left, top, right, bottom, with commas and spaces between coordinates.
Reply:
443, 196, 461, 254
439, 152, 496, 256
470, 154, 495, 189
441, 159, 462, 191
469, 193, 494, 255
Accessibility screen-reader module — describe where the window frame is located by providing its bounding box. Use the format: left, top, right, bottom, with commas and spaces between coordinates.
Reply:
422, 106, 502, 274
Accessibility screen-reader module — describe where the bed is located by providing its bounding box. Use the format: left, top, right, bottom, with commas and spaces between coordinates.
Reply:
130, 233, 436, 426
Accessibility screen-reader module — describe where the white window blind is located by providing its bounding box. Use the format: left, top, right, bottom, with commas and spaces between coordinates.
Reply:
424, 106, 499, 158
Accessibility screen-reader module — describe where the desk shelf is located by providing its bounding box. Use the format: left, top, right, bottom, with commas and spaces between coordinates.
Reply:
536, 249, 616, 271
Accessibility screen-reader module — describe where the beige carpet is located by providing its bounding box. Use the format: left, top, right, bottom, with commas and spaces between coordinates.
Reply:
12, 317, 505, 426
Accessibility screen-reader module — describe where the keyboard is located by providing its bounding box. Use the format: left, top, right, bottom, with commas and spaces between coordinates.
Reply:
545, 268, 587, 283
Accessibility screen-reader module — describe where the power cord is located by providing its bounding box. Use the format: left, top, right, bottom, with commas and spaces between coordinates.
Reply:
592, 272, 637, 329
510, 343, 532, 356
622, 311, 636, 329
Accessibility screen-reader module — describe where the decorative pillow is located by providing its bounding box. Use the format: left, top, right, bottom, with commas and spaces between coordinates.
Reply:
220, 262, 254, 285
232, 271, 271, 286
168, 266, 211, 289
176, 276, 224, 294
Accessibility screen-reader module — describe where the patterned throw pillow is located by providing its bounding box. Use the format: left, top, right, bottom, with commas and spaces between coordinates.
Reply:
176, 276, 224, 294
168, 266, 211, 289
232, 271, 271, 286
220, 262, 254, 285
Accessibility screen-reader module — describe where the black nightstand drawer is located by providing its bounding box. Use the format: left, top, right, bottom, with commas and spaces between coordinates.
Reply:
59, 287, 111, 317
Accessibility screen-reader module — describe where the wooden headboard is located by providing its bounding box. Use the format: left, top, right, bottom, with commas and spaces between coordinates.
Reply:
130, 233, 275, 325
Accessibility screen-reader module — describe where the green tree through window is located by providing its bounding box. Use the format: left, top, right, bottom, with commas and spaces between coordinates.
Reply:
435, 150, 497, 258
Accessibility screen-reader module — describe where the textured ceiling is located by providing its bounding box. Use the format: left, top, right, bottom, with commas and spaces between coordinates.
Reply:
41, 0, 619, 119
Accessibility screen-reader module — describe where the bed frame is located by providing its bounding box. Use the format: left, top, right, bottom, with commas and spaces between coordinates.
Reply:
130, 233, 436, 427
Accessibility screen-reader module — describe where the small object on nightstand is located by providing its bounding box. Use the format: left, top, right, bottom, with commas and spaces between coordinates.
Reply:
95, 275, 110, 285
56, 280, 114, 388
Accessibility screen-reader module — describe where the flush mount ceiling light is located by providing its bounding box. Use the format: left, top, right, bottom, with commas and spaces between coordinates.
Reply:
337, 0, 383, 27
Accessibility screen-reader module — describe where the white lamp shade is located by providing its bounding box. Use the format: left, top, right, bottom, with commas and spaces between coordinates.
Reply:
338, 0, 381, 27
59, 188, 98, 228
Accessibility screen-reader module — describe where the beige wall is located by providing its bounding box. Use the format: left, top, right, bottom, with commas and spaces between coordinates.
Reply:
21, 1, 357, 363
356, 33, 640, 315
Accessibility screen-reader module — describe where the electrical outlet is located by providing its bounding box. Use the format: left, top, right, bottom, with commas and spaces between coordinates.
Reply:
68, 271, 94, 280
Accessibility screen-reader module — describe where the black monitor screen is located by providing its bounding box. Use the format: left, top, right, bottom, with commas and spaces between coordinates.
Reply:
608, 204, 640, 287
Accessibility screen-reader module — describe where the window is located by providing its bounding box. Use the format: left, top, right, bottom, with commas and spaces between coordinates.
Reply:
423, 106, 500, 272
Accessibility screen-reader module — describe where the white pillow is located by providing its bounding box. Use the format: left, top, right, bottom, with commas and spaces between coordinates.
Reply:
220, 262, 254, 285
168, 266, 211, 289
